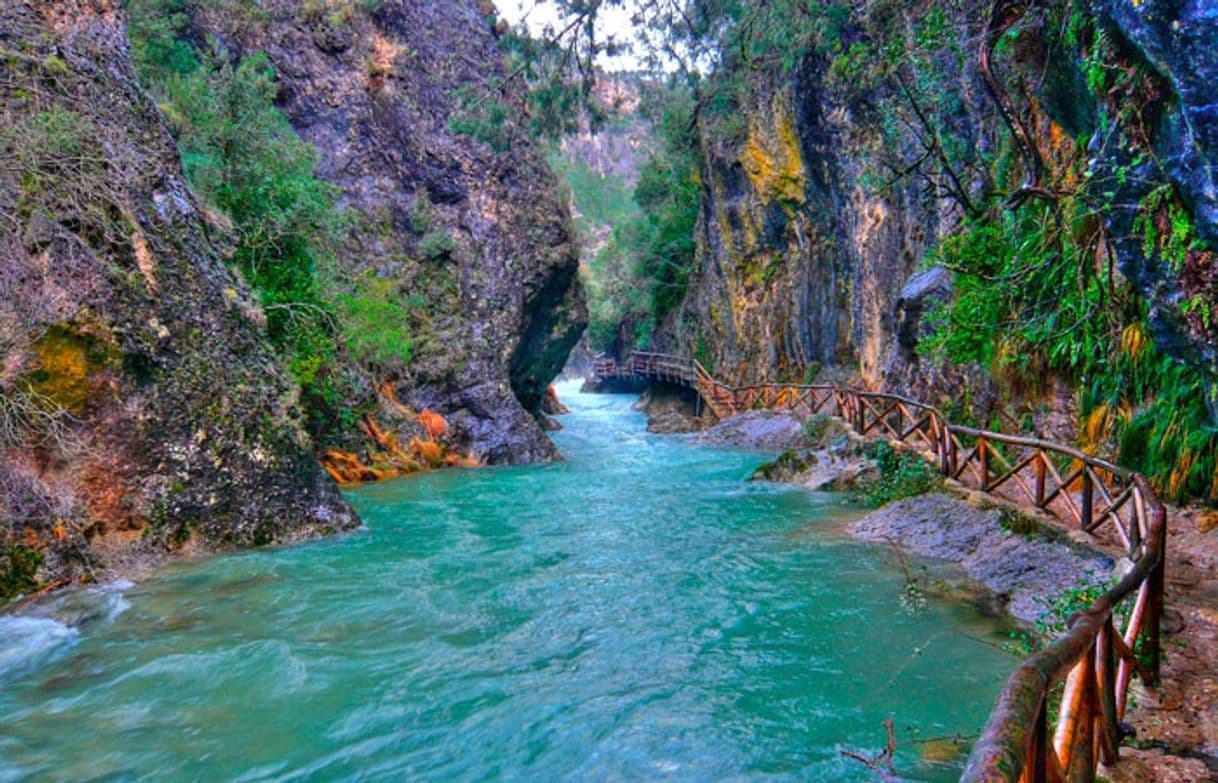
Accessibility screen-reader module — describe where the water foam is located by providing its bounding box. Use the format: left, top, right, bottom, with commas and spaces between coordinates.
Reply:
0, 615, 79, 678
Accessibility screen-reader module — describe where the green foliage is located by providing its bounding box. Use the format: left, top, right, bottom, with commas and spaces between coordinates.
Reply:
581, 220, 649, 351
407, 193, 435, 234
548, 151, 640, 236
417, 227, 455, 262
632, 85, 700, 323
5, 106, 112, 234
126, 0, 201, 81
127, 1, 395, 444
920, 181, 1218, 502
495, 27, 600, 141
554, 83, 699, 355
447, 86, 515, 152
549, 148, 639, 349
1134, 183, 1203, 273
335, 275, 413, 368
802, 414, 833, 444
1007, 579, 1123, 656
1, 545, 43, 600
856, 440, 942, 508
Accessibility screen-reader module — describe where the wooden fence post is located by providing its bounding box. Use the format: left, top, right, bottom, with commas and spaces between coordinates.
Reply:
1081, 470, 1094, 530
1145, 505, 1167, 680
1035, 452, 1046, 507
1025, 699, 1050, 783
1098, 617, 1121, 765
978, 437, 989, 490
937, 418, 950, 476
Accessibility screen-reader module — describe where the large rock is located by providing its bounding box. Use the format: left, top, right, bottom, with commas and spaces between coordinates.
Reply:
1099, 1, 1218, 249
1090, 1, 1218, 380
849, 493, 1114, 623
195, 0, 587, 464
694, 410, 807, 450
0, 0, 357, 592
632, 385, 703, 434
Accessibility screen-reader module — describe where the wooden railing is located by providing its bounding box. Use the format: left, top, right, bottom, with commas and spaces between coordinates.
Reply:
591, 354, 1167, 783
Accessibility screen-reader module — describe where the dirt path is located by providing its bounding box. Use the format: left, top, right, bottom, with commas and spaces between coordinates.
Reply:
1102, 508, 1218, 782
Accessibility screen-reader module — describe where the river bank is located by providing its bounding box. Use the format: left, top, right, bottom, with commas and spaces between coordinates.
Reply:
685, 398, 1218, 781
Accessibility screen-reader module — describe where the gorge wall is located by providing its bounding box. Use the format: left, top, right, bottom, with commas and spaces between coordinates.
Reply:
189, 0, 586, 464
0, 0, 357, 593
1, 0, 587, 594
655, 1, 1218, 494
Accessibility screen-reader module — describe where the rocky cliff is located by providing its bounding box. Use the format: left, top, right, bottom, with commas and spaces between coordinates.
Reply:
0, 0, 358, 596
656, 1, 1218, 493
190, 0, 587, 464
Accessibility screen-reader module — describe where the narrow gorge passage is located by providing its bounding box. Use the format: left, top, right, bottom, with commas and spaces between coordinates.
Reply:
0, 385, 1016, 782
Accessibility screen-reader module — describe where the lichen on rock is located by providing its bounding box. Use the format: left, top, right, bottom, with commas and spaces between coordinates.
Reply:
0, 0, 357, 596
182, 0, 587, 466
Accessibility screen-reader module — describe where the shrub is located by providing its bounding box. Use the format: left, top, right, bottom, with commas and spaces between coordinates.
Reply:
335, 275, 413, 368
127, 8, 380, 445
802, 414, 834, 444
417, 228, 455, 262
856, 440, 942, 507
1, 545, 43, 600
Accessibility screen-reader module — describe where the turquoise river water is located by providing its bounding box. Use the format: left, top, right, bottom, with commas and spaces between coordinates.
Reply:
0, 383, 1017, 782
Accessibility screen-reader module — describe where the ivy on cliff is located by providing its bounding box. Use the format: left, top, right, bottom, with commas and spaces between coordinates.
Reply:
126, 0, 414, 443
914, 2, 1218, 503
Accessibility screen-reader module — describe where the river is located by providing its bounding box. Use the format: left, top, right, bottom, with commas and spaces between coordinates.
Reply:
0, 383, 1015, 782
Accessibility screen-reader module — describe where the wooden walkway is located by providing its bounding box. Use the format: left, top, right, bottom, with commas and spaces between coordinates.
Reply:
593, 351, 1168, 783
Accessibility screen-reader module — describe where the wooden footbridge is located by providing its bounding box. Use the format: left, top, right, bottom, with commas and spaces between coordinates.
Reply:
593, 351, 1167, 783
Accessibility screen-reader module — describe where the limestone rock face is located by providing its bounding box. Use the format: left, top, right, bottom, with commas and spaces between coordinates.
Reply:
0, 0, 357, 591
656, 2, 1218, 432
1100, 1, 1218, 249
194, 0, 587, 465
660, 62, 975, 389
1094, 0, 1218, 376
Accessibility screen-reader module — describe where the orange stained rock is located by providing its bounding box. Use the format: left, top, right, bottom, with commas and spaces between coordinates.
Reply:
410, 437, 444, 468
443, 452, 480, 468
320, 413, 475, 486
359, 415, 397, 451
378, 381, 415, 417
320, 449, 389, 485
418, 409, 448, 439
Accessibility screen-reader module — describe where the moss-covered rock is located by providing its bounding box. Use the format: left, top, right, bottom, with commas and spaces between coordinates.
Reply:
0, 545, 43, 602
183, 0, 587, 465
0, 0, 357, 589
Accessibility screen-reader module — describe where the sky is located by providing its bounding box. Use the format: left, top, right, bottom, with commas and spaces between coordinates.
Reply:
494, 0, 652, 72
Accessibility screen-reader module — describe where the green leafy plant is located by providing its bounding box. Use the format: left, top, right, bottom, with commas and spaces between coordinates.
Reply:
335, 275, 413, 367
1, 545, 43, 600
417, 228, 455, 262
802, 414, 834, 444
856, 440, 942, 507
127, 2, 374, 445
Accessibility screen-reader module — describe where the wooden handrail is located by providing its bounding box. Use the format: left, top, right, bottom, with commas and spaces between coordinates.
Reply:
591, 353, 1167, 783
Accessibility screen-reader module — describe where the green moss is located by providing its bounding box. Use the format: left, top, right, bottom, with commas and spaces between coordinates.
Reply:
26, 325, 114, 416
740, 103, 804, 207
855, 440, 942, 508
997, 507, 1042, 539
1, 545, 44, 600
